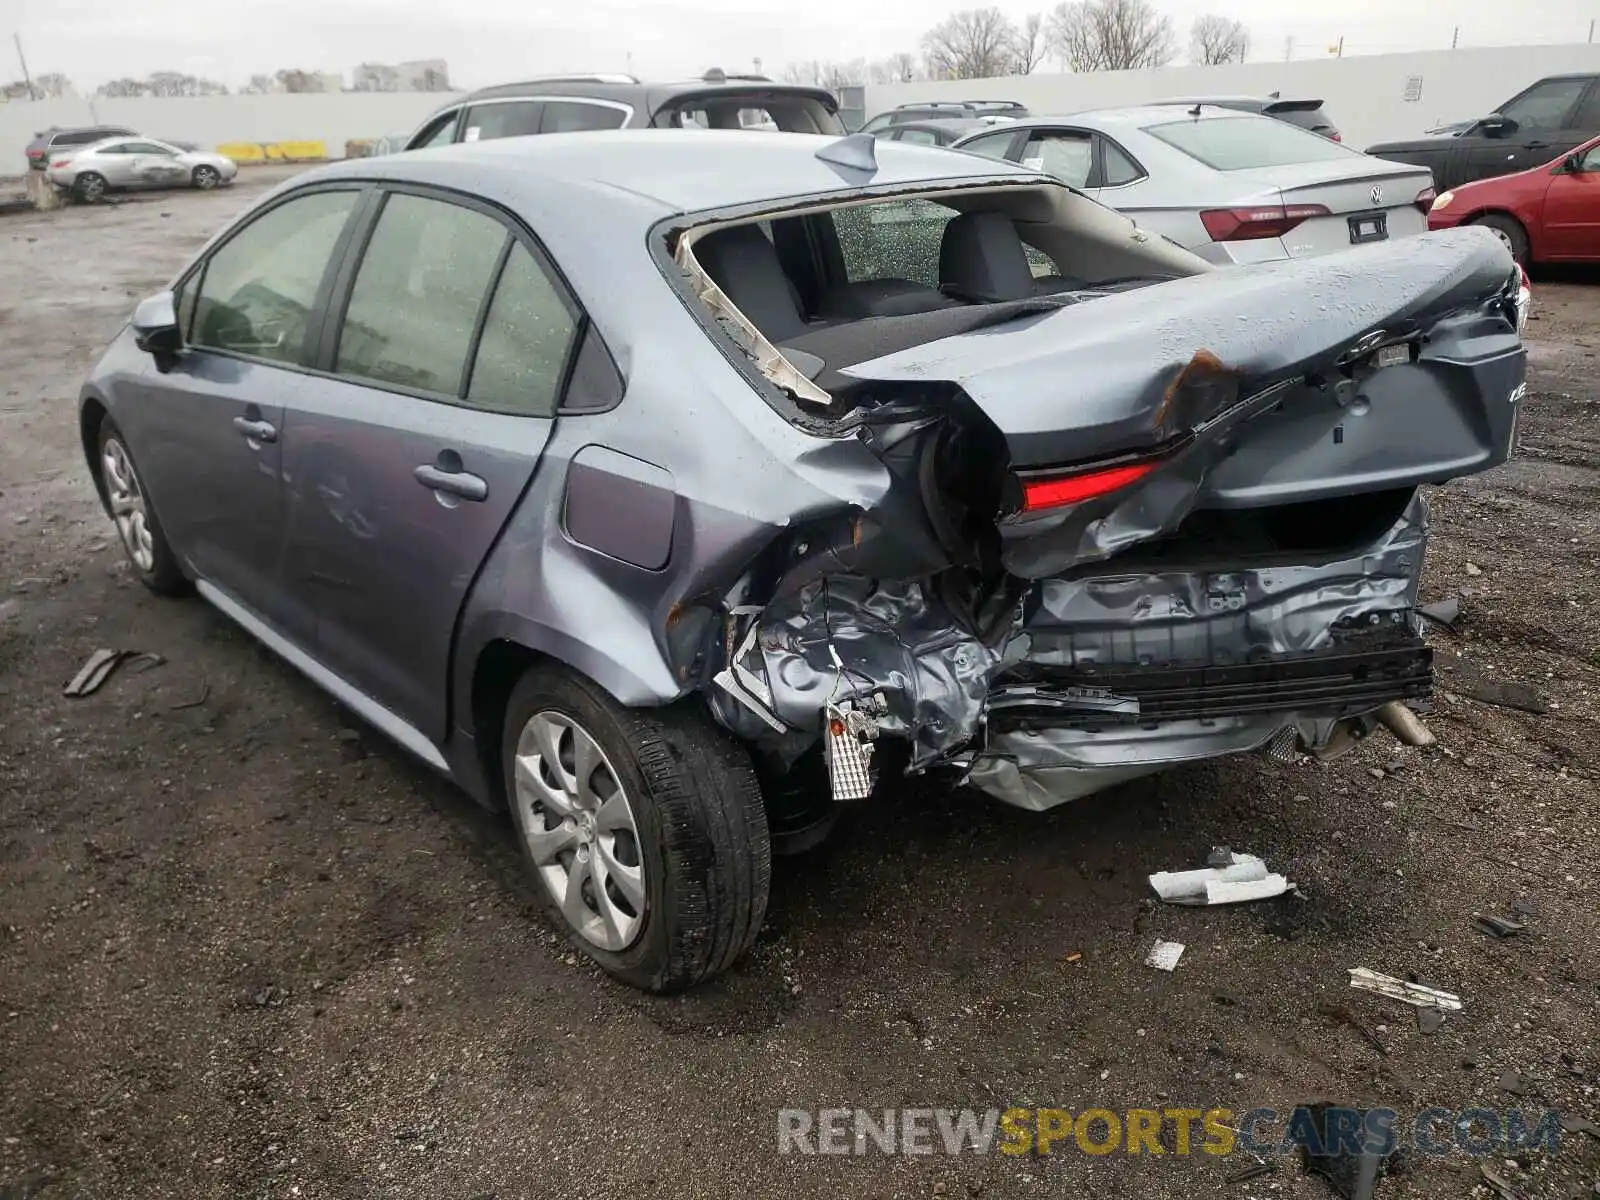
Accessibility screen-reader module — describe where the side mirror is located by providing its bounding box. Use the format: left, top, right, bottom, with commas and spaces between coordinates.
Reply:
1479, 114, 1516, 138
131, 291, 181, 359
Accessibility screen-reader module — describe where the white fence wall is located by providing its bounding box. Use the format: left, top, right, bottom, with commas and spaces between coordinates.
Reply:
864, 44, 1600, 151
0, 92, 465, 167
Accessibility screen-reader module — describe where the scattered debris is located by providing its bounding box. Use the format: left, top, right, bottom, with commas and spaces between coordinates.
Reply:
1560, 1113, 1600, 1140
1318, 1002, 1388, 1056
1510, 899, 1540, 919
1298, 1103, 1403, 1200
1347, 968, 1463, 1012
1496, 1069, 1533, 1097
1416, 597, 1462, 630
1479, 1164, 1526, 1200
1145, 940, 1185, 972
1375, 700, 1436, 747
1450, 664, 1552, 715
1225, 1160, 1274, 1184
1415, 1007, 1446, 1036
1472, 912, 1527, 938
1060, 952, 1082, 965
63, 648, 166, 697
1464, 562, 1483, 576
1149, 849, 1293, 906
168, 682, 210, 711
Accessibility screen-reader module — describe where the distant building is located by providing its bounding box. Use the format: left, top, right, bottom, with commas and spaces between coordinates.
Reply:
353, 59, 450, 93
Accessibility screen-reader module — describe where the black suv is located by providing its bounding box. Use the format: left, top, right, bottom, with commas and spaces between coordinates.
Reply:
858, 100, 1029, 134
1366, 73, 1600, 189
1149, 95, 1342, 140
403, 70, 843, 150
24, 124, 138, 171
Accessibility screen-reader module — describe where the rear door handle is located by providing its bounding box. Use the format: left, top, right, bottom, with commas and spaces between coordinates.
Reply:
1526, 140, 1549, 149
414, 463, 488, 502
232, 416, 277, 443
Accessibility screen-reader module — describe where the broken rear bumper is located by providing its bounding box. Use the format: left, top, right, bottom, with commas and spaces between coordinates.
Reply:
710, 493, 1434, 811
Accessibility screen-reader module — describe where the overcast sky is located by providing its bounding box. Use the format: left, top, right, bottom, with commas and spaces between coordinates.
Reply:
10, 0, 1600, 90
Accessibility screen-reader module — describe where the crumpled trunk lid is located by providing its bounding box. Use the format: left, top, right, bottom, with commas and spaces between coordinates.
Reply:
840, 226, 1525, 579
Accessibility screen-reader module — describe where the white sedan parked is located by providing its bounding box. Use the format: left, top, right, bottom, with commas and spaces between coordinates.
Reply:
47, 137, 238, 201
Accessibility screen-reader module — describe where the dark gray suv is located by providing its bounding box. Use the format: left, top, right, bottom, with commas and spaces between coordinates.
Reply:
403, 70, 843, 150
25, 124, 138, 171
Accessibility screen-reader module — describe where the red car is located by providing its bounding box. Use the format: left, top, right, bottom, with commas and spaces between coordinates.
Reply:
1427, 133, 1600, 265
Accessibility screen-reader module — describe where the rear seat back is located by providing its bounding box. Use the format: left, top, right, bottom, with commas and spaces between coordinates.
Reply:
693, 224, 807, 343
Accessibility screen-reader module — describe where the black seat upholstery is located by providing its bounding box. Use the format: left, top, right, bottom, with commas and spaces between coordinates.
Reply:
694, 224, 807, 342
938, 212, 1041, 303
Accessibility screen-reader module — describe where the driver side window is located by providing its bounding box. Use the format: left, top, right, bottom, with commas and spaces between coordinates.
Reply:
189, 189, 359, 364
1499, 79, 1588, 130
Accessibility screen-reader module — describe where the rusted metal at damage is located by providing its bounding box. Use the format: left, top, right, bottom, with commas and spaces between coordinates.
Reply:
1153, 348, 1240, 432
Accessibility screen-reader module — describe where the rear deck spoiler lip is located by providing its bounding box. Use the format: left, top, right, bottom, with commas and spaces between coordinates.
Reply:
1263, 98, 1327, 113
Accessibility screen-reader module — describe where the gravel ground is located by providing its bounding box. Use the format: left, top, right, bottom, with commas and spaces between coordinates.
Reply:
1, 171, 1597, 1200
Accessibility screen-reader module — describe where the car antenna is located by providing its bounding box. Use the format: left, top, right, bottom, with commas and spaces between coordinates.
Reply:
1188, 103, 1203, 117
815, 131, 877, 173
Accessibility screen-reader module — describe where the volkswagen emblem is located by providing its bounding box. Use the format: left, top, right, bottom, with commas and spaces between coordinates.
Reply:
1370, 184, 1384, 205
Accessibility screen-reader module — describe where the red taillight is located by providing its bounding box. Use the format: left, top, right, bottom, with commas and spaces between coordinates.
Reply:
51, 158, 72, 168
1330, 132, 1343, 142
1199, 203, 1331, 242
1020, 461, 1158, 512
1414, 186, 1437, 213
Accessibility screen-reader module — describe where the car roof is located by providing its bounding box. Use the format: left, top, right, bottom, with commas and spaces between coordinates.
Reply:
305, 129, 1038, 219
1003, 104, 1268, 130
455, 75, 836, 109
894, 117, 991, 133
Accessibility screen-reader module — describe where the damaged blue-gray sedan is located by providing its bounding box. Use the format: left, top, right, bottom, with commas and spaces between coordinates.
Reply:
79, 130, 1527, 991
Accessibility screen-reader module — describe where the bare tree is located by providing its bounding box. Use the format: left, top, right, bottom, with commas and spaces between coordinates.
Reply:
32, 72, 73, 97
1013, 13, 1047, 73
782, 58, 866, 89
241, 73, 277, 94
922, 7, 1020, 80
1, 80, 34, 100
1190, 14, 1249, 64
418, 66, 451, 92
95, 77, 148, 98
884, 50, 923, 82
275, 68, 319, 93
1046, 0, 1175, 71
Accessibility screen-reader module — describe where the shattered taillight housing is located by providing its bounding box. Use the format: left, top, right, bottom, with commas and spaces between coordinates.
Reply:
1018, 461, 1158, 512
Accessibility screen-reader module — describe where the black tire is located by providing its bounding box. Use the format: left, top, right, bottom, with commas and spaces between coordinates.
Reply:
1474, 213, 1529, 267
192, 165, 219, 190
756, 750, 839, 856
74, 171, 108, 203
501, 666, 771, 992
96, 418, 189, 596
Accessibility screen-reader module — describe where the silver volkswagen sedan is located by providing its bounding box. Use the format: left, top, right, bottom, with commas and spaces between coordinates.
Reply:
47, 136, 237, 201
955, 105, 1437, 265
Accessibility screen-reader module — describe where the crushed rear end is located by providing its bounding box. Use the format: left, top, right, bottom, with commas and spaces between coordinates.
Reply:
690, 211, 1524, 810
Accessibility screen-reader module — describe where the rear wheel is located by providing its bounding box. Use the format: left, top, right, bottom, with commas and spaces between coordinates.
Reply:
501, 666, 771, 992
97, 418, 188, 596
191, 164, 220, 190
74, 172, 107, 202
1474, 213, 1529, 266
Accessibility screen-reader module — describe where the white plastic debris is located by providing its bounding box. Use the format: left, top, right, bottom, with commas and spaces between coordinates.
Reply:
1149, 851, 1293, 906
1145, 940, 1185, 972
1347, 967, 1463, 1012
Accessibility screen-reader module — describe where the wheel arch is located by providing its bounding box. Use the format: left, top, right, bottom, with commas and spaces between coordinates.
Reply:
79, 392, 111, 512
458, 615, 692, 811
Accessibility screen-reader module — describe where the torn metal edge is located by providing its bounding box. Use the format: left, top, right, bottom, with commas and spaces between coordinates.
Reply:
1347, 967, 1463, 1012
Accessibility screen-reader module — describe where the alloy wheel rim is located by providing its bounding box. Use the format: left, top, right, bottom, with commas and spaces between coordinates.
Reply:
80, 174, 104, 200
195, 167, 217, 189
102, 437, 155, 572
513, 711, 646, 952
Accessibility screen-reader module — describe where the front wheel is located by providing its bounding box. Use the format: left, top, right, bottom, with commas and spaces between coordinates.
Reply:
501, 667, 771, 992
192, 164, 220, 190
74, 171, 107, 202
1474, 213, 1529, 267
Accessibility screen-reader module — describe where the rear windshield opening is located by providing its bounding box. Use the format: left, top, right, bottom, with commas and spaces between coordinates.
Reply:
1145, 115, 1356, 170
656, 93, 842, 135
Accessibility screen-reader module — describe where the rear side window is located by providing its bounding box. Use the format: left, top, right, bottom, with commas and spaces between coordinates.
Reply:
897, 129, 939, 145
541, 101, 628, 133
190, 190, 358, 363
462, 101, 542, 143
409, 111, 459, 149
657, 92, 841, 134
466, 244, 579, 415
1100, 137, 1145, 186
1499, 79, 1588, 130
53, 131, 101, 146
336, 194, 510, 394
1145, 115, 1356, 169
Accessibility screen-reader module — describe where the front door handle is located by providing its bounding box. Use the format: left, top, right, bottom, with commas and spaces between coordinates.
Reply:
232, 416, 277, 443
1525, 140, 1549, 149
414, 463, 488, 503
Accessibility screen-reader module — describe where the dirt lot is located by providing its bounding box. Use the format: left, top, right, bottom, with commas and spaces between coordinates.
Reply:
1, 169, 1597, 1200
